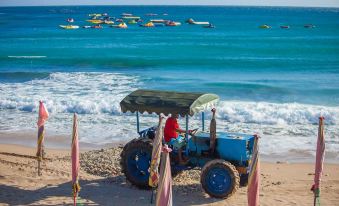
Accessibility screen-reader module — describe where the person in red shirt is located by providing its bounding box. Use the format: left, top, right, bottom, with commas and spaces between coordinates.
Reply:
164, 114, 190, 165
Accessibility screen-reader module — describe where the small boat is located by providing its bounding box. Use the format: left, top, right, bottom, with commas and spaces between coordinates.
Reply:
186, 18, 209, 25
150, 19, 168, 23
128, 19, 137, 24
89, 13, 102, 17
165, 21, 181, 26
304, 24, 315, 28
87, 19, 103, 24
259, 24, 271, 29
103, 20, 114, 24
203, 23, 215, 28
116, 18, 123, 22
280, 25, 290, 29
111, 22, 128, 29
82, 25, 91, 29
121, 13, 133, 17
163, 13, 168, 16
91, 25, 103, 29
67, 18, 74, 23
146, 13, 158, 16
122, 16, 141, 20
59, 25, 79, 29
140, 22, 154, 27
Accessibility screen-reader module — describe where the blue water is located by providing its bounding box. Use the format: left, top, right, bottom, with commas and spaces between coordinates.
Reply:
0, 6, 338, 160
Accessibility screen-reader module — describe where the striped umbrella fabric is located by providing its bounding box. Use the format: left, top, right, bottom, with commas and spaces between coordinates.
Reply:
72, 113, 81, 206
36, 101, 49, 176
247, 134, 260, 206
149, 116, 165, 187
311, 117, 325, 206
156, 145, 173, 206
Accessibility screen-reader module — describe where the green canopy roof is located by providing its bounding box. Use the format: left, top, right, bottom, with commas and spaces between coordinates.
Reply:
120, 89, 219, 116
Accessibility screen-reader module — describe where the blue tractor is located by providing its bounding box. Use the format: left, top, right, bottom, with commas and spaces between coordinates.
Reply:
120, 89, 256, 198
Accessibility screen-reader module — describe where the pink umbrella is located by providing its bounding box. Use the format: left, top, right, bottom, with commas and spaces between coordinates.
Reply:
72, 113, 81, 206
156, 144, 173, 206
36, 100, 49, 176
149, 116, 165, 188
247, 134, 260, 206
311, 117, 325, 206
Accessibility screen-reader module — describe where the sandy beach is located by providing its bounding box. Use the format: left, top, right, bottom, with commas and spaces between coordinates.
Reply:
0, 142, 338, 206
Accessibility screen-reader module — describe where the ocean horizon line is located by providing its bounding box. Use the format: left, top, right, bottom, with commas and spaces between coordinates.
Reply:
0, 5, 338, 9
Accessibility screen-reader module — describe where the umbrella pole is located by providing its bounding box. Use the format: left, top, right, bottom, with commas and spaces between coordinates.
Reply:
38, 159, 41, 176
150, 189, 154, 204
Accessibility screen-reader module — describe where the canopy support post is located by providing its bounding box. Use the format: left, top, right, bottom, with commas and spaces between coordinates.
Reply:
136, 111, 140, 133
185, 115, 189, 156
202, 112, 205, 131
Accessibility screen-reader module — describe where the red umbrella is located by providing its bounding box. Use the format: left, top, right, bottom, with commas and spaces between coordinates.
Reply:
311, 117, 325, 206
247, 134, 260, 206
36, 100, 49, 176
72, 113, 81, 206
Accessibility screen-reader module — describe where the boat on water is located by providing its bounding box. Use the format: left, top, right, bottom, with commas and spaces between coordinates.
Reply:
127, 19, 137, 24
150, 19, 168, 23
165, 21, 181, 26
146, 13, 158, 16
186, 18, 210, 25
280, 25, 290, 29
59, 25, 79, 29
103, 20, 114, 24
304, 24, 315, 28
121, 13, 133, 17
91, 25, 103, 29
122, 16, 141, 21
163, 13, 168, 16
259, 24, 271, 29
87, 19, 103, 24
116, 18, 123, 22
111, 22, 128, 29
67, 18, 74, 23
89, 13, 102, 17
203, 23, 215, 28
140, 22, 154, 27
82, 25, 91, 29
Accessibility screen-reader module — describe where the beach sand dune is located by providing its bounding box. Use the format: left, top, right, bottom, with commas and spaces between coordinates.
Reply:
0, 144, 338, 206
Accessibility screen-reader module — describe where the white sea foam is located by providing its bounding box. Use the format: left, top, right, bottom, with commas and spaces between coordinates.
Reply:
0, 72, 338, 161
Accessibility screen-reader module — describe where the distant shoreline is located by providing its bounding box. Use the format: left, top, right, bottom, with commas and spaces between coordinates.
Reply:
0, 5, 338, 9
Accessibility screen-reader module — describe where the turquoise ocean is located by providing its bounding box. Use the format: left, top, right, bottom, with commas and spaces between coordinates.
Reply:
0, 6, 338, 162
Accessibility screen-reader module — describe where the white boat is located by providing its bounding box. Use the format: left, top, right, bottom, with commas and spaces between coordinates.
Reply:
59, 25, 79, 29
186, 18, 209, 25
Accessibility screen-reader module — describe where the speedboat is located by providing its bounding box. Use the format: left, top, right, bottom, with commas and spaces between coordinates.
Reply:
87, 19, 103, 24
103, 20, 114, 24
82, 25, 91, 29
59, 25, 79, 29
67, 18, 74, 23
259, 24, 271, 29
304, 24, 315, 28
203, 23, 215, 28
186, 18, 209, 25
91, 25, 102, 29
140, 22, 154, 27
128, 19, 137, 24
280, 25, 290, 29
150, 19, 167, 23
165, 21, 181, 26
111, 22, 128, 29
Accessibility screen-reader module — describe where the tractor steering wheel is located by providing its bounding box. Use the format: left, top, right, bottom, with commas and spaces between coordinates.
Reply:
190, 128, 199, 136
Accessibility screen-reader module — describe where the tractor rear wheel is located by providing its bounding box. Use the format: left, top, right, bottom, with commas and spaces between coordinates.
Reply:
120, 138, 153, 189
201, 159, 240, 198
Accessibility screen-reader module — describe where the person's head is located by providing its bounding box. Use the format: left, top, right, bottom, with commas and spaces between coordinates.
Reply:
172, 114, 179, 119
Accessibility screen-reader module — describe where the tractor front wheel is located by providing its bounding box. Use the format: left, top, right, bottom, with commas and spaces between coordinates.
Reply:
201, 159, 240, 198
120, 139, 153, 189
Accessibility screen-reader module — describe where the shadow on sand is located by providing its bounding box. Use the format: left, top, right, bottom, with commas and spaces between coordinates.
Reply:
0, 176, 223, 206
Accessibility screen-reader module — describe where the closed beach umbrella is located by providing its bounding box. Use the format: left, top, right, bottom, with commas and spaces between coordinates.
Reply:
156, 145, 173, 206
247, 134, 260, 206
36, 100, 49, 176
149, 116, 165, 187
72, 113, 81, 206
209, 108, 216, 153
311, 117, 325, 206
